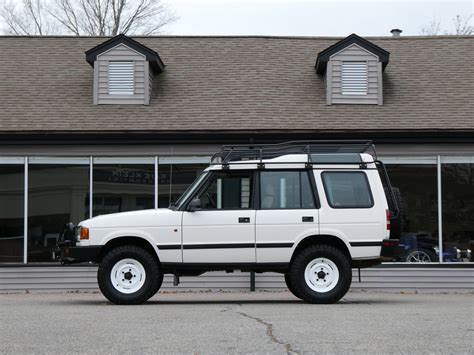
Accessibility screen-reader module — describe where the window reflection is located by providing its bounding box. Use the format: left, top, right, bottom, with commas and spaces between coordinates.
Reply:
442, 164, 473, 262
0, 165, 24, 262
158, 164, 206, 208
385, 164, 439, 262
93, 164, 154, 216
28, 164, 89, 262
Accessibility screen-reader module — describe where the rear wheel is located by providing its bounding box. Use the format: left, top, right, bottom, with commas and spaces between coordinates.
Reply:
288, 245, 351, 304
98, 245, 163, 305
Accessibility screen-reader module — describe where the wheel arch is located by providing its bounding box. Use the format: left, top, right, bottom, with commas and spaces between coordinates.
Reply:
291, 234, 352, 264
98, 236, 160, 263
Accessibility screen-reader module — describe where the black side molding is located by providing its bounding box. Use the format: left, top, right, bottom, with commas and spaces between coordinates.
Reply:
350, 241, 383, 247
157, 243, 294, 250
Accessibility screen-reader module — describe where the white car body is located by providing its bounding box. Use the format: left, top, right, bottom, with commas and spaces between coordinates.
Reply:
76, 153, 389, 264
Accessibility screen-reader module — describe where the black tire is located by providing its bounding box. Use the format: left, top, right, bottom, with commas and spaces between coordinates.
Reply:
288, 245, 352, 304
97, 245, 163, 305
284, 273, 303, 299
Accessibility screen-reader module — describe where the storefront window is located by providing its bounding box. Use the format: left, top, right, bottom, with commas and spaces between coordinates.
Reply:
441, 163, 473, 262
0, 164, 24, 262
93, 159, 154, 216
385, 164, 439, 262
158, 163, 207, 208
28, 160, 89, 262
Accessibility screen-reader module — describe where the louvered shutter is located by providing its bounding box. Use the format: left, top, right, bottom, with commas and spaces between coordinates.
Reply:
108, 61, 134, 95
341, 61, 368, 95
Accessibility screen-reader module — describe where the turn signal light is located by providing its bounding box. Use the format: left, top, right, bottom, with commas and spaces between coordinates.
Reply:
80, 227, 89, 240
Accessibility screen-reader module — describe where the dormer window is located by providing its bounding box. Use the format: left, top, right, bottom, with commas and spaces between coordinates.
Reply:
315, 34, 389, 105
341, 61, 368, 96
85, 34, 165, 105
108, 61, 135, 95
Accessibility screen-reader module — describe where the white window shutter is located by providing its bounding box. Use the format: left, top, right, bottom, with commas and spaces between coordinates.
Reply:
108, 61, 134, 95
341, 61, 368, 95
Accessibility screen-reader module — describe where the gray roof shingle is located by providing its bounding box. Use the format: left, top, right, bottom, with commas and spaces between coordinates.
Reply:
0, 35, 472, 133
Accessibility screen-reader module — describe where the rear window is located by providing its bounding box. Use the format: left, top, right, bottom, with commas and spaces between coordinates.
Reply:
322, 172, 373, 208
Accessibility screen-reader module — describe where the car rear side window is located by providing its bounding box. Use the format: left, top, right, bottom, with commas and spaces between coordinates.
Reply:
260, 170, 316, 209
322, 171, 373, 208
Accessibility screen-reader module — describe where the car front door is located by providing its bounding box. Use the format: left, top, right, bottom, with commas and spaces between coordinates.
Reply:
182, 170, 256, 263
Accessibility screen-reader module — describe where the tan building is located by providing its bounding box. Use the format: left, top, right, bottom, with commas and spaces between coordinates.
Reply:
0, 33, 472, 289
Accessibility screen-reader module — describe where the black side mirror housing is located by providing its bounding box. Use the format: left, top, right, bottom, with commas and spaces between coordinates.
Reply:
187, 198, 202, 212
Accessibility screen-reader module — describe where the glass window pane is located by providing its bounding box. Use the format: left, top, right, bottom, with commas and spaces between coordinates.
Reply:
0, 165, 24, 262
322, 172, 373, 208
197, 171, 254, 210
386, 164, 439, 263
442, 163, 473, 262
260, 171, 314, 209
158, 164, 206, 208
93, 163, 154, 216
28, 164, 89, 262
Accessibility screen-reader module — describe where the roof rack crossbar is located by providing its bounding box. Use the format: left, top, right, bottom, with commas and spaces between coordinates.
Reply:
210, 140, 376, 165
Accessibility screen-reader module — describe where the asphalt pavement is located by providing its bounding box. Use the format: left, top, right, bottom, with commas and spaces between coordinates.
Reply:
0, 290, 472, 354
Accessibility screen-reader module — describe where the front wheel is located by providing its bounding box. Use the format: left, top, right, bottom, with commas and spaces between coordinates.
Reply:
288, 245, 352, 304
98, 245, 163, 305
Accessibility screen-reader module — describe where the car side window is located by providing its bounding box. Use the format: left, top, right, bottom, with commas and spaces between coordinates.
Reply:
196, 171, 254, 210
260, 170, 315, 209
322, 171, 373, 208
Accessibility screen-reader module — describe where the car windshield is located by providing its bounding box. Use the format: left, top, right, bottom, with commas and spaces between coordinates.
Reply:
170, 171, 209, 210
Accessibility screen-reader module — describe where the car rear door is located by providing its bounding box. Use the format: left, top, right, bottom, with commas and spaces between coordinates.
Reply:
256, 170, 319, 263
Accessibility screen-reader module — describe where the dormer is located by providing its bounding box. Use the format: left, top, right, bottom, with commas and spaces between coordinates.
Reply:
85, 34, 164, 105
315, 34, 389, 105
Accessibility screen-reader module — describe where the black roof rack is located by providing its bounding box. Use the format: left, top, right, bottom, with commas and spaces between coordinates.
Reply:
210, 140, 376, 166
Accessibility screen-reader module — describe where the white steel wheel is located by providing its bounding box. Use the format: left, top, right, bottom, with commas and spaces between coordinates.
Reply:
110, 258, 146, 294
304, 257, 340, 293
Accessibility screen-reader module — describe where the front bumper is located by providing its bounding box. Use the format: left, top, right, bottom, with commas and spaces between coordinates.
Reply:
380, 239, 404, 261
57, 245, 102, 264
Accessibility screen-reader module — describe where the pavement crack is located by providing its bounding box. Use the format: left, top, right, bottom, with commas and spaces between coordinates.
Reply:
235, 310, 299, 354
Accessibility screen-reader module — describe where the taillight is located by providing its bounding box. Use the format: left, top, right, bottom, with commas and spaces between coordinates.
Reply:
383, 240, 398, 248
386, 209, 391, 230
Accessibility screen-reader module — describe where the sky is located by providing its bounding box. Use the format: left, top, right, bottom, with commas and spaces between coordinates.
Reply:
166, 0, 473, 36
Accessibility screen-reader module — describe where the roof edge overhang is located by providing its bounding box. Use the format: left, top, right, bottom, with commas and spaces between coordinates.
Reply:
315, 33, 390, 75
85, 33, 165, 73
1, 130, 473, 146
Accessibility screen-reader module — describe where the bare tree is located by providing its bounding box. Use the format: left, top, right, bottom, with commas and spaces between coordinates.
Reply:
1, 0, 55, 35
1, 0, 177, 35
452, 14, 473, 35
420, 14, 473, 35
420, 17, 442, 35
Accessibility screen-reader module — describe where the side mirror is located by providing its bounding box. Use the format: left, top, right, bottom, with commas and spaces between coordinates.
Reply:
187, 198, 202, 212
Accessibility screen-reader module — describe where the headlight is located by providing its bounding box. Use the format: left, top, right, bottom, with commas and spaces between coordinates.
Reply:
76, 226, 89, 241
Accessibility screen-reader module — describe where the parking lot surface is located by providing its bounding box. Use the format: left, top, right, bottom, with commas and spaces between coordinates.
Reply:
0, 290, 472, 354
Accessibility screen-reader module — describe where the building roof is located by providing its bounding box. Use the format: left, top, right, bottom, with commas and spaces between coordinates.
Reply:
0, 35, 472, 136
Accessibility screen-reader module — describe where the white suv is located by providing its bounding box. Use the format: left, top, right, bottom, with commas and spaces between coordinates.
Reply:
58, 141, 400, 304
